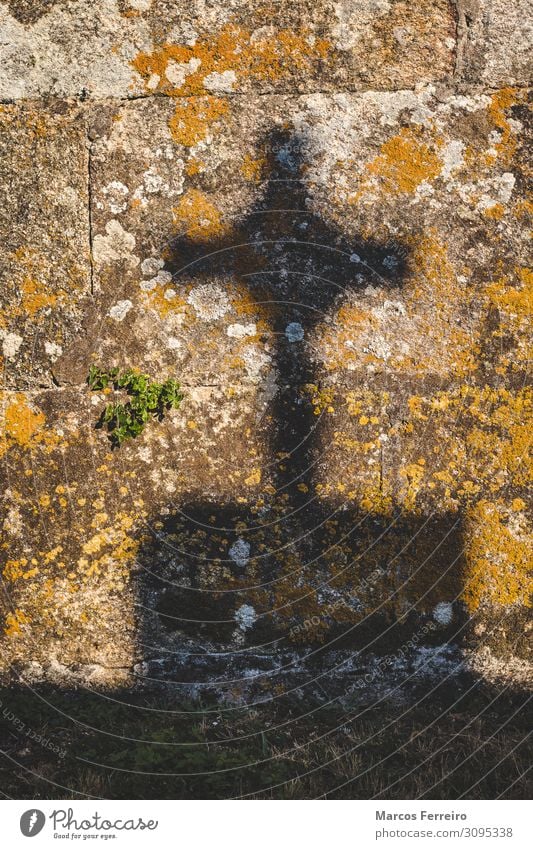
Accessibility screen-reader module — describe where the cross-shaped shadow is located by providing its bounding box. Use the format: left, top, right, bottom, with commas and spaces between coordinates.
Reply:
136, 129, 465, 690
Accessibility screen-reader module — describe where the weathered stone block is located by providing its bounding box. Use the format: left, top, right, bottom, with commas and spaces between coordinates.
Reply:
0, 103, 90, 388
462, 0, 533, 86
1, 82, 529, 687
0, 0, 456, 99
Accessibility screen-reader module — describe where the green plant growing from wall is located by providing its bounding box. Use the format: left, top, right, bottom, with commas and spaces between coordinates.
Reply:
87, 366, 183, 447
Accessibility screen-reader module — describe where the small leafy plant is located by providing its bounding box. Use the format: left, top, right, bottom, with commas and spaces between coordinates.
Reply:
87, 366, 183, 447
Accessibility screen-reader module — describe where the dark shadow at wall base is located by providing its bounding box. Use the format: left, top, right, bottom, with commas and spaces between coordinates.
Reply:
0, 676, 530, 800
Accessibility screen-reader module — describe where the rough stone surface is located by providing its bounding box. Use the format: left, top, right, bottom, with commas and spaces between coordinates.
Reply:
0, 0, 456, 98
462, 0, 533, 86
0, 103, 90, 387
0, 1, 531, 695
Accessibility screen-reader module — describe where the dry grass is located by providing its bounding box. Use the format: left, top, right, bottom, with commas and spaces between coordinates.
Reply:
0, 678, 530, 799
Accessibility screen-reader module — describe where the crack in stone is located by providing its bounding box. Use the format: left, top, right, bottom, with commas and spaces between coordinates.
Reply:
87, 130, 95, 297
453, 0, 479, 79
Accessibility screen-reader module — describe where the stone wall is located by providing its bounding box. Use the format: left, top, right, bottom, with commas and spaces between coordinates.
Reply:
0, 1, 530, 696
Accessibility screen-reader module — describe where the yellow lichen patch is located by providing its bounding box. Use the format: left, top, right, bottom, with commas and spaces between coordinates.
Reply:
484, 268, 532, 372
360, 126, 444, 197
132, 24, 330, 97
482, 203, 506, 221
466, 387, 532, 489
168, 97, 228, 147
304, 384, 335, 415
231, 288, 268, 321
173, 189, 227, 241
0, 392, 45, 458
142, 282, 188, 320
76, 517, 141, 588
1, 246, 80, 330
4, 609, 30, 637
407, 396, 429, 421
487, 88, 525, 166
241, 154, 265, 182
2, 558, 38, 582
19, 276, 58, 316
358, 483, 393, 517
245, 468, 261, 486
401, 230, 480, 376
399, 460, 427, 512
0, 392, 64, 458
185, 157, 204, 176
336, 304, 372, 327
464, 500, 532, 611
486, 267, 532, 323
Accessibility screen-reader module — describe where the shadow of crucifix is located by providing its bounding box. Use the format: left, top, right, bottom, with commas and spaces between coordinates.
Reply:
137, 129, 465, 688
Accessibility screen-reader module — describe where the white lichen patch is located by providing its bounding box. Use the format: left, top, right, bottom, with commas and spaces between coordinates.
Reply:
141, 257, 164, 276
140, 270, 173, 292
165, 57, 201, 88
166, 337, 182, 351
44, 341, 63, 361
203, 70, 237, 93
101, 180, 129, 214
2, 500, 22, 537
1, 331, 23, 359
93, 220, 139, 269
476, 172, 516, 212
440, 140, 465, 180
108, 299, 133, 321
227, 323, 257, 339
127, 0, 152, 10
433, 602, 454, 626
332, 0, 391, 51
228, 538, 251, 568
235, 604, 257, 631
187, 283, 231, 321
142, 167, 165, 194
242, 346, 272, 383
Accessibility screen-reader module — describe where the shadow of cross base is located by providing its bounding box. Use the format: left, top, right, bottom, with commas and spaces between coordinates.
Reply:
136, 129, 466, 697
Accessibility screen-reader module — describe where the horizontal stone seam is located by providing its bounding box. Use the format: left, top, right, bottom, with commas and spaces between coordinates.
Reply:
0, 84, 529, 109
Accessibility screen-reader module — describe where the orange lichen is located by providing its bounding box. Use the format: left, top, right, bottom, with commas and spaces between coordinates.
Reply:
20, 276, 58, 316
0, 393, 45, 458
464, 500, 532, 611
173, 189, 227, 241
482, 203, 505, 220
2, 558, 38, 582
399, 460, 426, 512
363, 127, 443, 196
336, 304, 373, 327
185, 158, 204, 176
487, 88, 523, 166
241, 154, 265, 182
358, 483, 393, 516
143, 283, 187, 320
76, 516, 141, 587
168, 97, 228, 147
466, 387, 532, 488
401, 230, 480, 376
4, 609, 30, 637
132, 24, 331, 97
486, 267, 532, 322
304, 384, 335, 415
319, 230, 480, 377
3, 247, 71, 323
